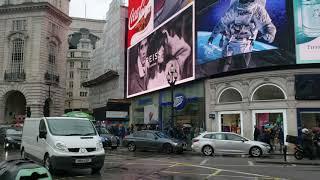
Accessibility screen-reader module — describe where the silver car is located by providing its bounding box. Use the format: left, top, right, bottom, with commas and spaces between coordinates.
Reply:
191, 132, 271, 157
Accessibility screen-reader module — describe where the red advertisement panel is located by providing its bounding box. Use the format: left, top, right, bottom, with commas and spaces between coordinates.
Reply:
128, 0, 154, 47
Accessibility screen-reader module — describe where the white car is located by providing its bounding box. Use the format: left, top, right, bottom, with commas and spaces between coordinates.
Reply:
191, 132, 271, 157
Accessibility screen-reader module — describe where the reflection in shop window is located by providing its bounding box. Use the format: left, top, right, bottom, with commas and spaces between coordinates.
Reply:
221, 114, 241, 135
300, 112, 320, 131
252, 84, 286, 101
218, 88, 242, 103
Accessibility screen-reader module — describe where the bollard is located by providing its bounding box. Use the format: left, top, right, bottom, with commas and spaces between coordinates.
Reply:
283, 145, 287, 162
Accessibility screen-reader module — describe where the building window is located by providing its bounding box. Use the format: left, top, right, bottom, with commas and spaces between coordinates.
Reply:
70, 61, 74, 68
81, 42, 89, 49
81, 62, 88, 69
69, 81, 73, 88
12, 20, 27, 31
82, 52, 89, 57
48, 43, 57, 75
10, 39, 25, 73
80, 92, 88, 97
80, 71, 88, 79
70, 52, 75, 58
67, 92, 73, 98
218, 88, 243, 103
69, 71, 74, 79
251, 84, 286, 101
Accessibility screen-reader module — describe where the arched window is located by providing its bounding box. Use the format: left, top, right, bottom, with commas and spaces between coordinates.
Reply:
48, 42, 57, 74
218, 88, 243, 103
10, 38, 25, 74
252, 84, 286, 101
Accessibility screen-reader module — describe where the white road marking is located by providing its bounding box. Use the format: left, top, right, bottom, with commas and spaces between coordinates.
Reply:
200, 158, 209, 165
248, 161, 254, 166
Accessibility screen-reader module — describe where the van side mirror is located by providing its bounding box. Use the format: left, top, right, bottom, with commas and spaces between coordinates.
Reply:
39, 131, 47, 139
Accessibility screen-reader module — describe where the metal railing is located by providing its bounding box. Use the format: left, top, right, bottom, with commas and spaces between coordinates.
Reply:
4, 71, 26, 82
44, 72, 59, 84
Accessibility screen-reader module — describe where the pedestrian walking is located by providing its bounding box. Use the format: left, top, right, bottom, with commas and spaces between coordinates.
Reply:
254, 125, 260, 141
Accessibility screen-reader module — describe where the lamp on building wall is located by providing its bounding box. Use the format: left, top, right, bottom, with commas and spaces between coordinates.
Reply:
166, 64, 178, 128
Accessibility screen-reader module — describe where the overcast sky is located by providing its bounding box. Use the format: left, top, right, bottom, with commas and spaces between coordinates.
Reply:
69, 0, 112, 20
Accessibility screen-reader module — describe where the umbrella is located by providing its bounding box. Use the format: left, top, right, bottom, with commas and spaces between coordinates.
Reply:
63, 111, 94, 120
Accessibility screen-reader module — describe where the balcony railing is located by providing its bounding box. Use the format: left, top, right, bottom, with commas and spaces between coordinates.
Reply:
44, 72, 59, 84
4, 71, 26, 82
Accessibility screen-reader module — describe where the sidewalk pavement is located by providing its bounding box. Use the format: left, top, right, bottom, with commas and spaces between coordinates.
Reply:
255, 155, 320, 166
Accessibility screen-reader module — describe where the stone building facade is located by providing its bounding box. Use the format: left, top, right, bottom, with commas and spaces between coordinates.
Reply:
83, 0, 129, 122
205, 68, 320, 142
65, 18, 105, 112
0, 0, 71, 124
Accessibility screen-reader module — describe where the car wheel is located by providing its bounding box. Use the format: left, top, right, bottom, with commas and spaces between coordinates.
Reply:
202, 145, 213, 156
163, 143, 173, 154
44, 154, 55, 174
250, 146, 262, 157
128, 142, 136, 152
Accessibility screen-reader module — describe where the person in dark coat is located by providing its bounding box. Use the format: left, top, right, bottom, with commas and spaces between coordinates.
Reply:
302, 128, 314, 160
254, 125, 260, 141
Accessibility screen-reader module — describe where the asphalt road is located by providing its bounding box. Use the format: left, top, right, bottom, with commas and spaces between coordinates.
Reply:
1, 147, 320, 180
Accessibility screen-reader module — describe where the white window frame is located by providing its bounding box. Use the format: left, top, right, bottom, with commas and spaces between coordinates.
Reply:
218, 111, 244, 136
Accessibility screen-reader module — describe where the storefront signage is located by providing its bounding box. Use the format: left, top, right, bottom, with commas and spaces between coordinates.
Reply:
106, 111, 128, 118
161, 93, 199, 110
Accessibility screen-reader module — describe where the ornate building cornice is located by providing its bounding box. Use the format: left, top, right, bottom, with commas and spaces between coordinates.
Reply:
0, 2, 71, 24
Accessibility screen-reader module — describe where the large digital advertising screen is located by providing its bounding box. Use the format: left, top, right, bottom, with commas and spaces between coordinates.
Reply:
196, 0, 295, 78
294, 0, 320, 64
128, 0, 193, 47
127, 5, 194, 98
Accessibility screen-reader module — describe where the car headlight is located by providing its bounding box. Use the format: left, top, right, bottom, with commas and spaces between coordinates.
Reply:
97, 140, 103, 151
171, 142, 178, 146
55, 142, 68, 152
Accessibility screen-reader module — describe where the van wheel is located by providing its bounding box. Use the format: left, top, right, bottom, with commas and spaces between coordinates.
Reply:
91, 166, 102, 174
44, 154, 55, 174
163, 143, 173, 154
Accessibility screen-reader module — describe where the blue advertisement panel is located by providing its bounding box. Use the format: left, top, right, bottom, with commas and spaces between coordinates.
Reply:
294, 0, 320, 64
196, 0, 295, 78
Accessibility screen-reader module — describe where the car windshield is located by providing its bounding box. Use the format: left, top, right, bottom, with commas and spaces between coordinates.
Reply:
6, 128, 22, 135
47, 118, 96, 136
155, 132, 170, 138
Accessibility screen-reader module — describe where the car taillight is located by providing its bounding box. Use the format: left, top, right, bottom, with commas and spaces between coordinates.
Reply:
192, 139, 199, 143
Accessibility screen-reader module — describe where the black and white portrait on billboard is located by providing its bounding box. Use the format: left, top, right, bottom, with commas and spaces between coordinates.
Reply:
128, 5, 194, 97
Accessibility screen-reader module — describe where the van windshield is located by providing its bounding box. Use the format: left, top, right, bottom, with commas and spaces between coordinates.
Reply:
47, 119, 96, 136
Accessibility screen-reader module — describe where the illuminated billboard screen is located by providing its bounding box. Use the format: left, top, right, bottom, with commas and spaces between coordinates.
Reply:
196, 0, 295, 78
128, 0, 193, 47
127, 5, 194, 98
294, 0, 320, 64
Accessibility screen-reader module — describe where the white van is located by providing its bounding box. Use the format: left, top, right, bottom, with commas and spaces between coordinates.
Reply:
21, 117, 105, 174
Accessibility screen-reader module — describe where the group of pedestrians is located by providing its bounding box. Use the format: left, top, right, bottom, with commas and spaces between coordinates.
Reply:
300, 128, 320, 160
254, 125, 284, 153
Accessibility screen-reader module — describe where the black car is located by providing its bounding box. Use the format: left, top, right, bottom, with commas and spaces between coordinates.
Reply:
123, 130, 186, 154
96, 127, 120, 149
3, 127, 22, 150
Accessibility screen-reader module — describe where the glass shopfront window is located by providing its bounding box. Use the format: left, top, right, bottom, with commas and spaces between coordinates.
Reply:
160, 82, 205, 148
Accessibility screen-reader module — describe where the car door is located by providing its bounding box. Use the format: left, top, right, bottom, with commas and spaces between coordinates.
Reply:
210, 133, 228, 153
133, 131, 147, 149
145, 132, 158, 150
224, 133, 249, 154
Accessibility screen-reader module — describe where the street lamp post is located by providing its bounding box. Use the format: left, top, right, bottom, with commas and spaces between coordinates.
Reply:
166, 64, 178, 128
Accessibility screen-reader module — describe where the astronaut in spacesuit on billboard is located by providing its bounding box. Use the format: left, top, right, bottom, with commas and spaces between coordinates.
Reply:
208, 0, 277, 71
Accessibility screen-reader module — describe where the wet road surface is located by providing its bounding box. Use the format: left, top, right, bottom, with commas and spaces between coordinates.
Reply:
1, 147, 320, 180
